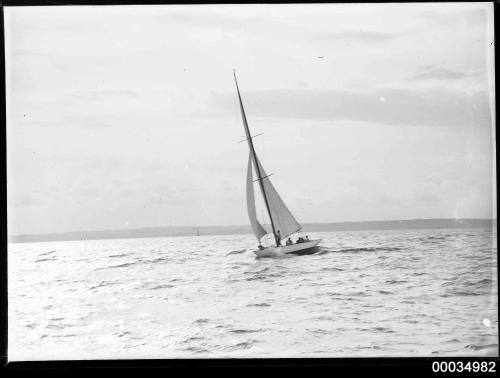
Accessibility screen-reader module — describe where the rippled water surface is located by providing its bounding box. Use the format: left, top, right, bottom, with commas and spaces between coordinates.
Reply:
8, 228, 498, 360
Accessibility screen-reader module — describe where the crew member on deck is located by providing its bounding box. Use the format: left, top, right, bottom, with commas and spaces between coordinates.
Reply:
276, 230, 282, 246
305, 235, 310, 241
286, 238, 292, 246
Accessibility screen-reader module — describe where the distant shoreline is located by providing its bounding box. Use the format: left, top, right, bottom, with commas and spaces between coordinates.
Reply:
8, 218, 496, 244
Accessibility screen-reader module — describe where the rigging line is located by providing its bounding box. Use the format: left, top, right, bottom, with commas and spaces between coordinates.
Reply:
238, 133, 264, 143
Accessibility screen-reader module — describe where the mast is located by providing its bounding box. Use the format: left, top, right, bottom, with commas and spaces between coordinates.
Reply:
233, 71, 280, 247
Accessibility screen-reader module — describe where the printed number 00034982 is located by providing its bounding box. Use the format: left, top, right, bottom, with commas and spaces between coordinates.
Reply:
432, 361, 496, 373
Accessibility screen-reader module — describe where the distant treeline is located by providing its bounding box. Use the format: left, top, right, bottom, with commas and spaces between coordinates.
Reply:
9, 218, 495, 244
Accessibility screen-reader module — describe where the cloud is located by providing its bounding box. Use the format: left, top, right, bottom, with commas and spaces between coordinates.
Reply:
152, 9, 247, 29
9, 193, 40, 207
211, 87, 491, 128
419, 6, 489, 29
17, 111, 144, 129
21, 115, 119, 129
314, 30, 401, 43
10, 49, 51, 59
416, 193, 441, 203
70, 90, 140, 101
409, 66, 478, 81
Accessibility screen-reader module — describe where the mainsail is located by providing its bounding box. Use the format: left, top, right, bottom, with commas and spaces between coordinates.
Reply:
235, 71, 302, 245
246, 153, 267, 240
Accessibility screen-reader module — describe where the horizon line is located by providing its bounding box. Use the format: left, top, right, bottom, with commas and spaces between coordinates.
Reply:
9, 217, 497, 238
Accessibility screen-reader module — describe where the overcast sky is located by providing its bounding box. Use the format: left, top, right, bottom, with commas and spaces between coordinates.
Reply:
5, 3, 496, 235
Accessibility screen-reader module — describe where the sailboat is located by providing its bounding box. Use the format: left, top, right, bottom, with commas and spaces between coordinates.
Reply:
233, 71, 322, 257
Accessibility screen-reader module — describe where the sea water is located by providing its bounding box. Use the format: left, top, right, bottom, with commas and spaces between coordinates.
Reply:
8, 228, 498, 360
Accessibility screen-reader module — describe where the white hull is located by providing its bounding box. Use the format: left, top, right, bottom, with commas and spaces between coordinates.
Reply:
254, 239, 322, 257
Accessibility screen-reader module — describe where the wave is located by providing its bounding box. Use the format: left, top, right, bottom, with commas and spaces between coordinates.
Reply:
414, 235, 451, 244
95, 256, 171, 271
403, 319, 419, 324
41, 333, 77, 338
183, 346, 210, 354
318, 246, 403, 255
321, 267, 344, 272
372, 327, 394, 333
193, 318, 210, 324
442, 278, 493, 294
311, 315, 335, 321
308, 328, 331, 335
46, 324, 71, 330
441, 291, 482, 298
243, 267, 286, 280
245, 267, 270, 275
400, 300, 415, 304
94, 262, 135, 270
341, 247, 402, 253
35, 257, 57, 263
426, 236, 447, 241
465, 343, 498, 351
88, 280, 119, 290
353, 345, 381, 350
349, 291, 369, 297
224, 341, 256, 351
245, 274, 283, 281
114, 331, 131, 338
184, 336, 204, 342
246, 302, 271, 307
229, 329, 265, 334
226, 249, 247, 256
378, 290, 393, 295
148, 284, 174, 290
139, 257, 170, 265
475, 278, 493, 287
108, 253, 129, 258
109, 262, 135, 269
385, 280, 408, 285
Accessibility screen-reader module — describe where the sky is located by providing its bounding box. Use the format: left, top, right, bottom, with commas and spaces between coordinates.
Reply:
5, 3, 496, 235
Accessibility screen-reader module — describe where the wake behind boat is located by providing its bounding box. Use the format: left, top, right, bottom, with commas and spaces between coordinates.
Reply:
233, 71, 322, 257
